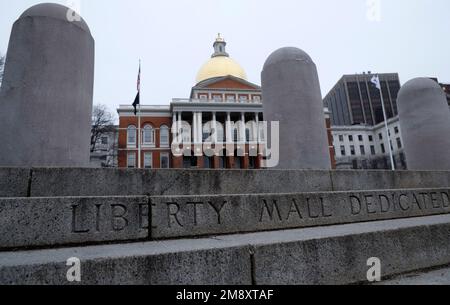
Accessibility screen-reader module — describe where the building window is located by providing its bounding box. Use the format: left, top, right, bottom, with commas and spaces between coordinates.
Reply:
239, 96, 248, 103
213, 95, 223, 102
249, 157, 257, 169
358, 135, 363, 142
369, 135, 373, 142
101, 136, 108, 145
160, 153, 170, 169
204, 156, 214, 169
127, 152, 136, 168
360, 145, 366, 155
160, 125, 169, 146
397, 138, 402, 149
199, 94, 208, 100
226, 95, 235, 102
127, 126, 136, 146
395, 127, 399, 134
253, 96, 261, 103
339, 135, 344, 142
349, 135, 354, 142
143, 125, 155, 145
379, 133, 383, 140
144, 152, 152, 169
340, 146, 346, 156
371, 145, 376, 155
381, 143, 386, 154
234, 156, 244, 169
350, 145, 356, 156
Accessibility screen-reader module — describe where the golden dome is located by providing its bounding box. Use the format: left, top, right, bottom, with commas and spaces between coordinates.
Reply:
195, 34, 247, 84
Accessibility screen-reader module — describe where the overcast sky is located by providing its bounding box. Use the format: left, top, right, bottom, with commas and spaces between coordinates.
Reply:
1, 0, 449, 117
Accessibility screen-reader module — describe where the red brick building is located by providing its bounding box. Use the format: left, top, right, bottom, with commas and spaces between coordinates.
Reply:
118, 35, 336, 169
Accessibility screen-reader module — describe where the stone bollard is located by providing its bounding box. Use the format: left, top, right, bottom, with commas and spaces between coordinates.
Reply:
0, 3, 95, 167
397, 78, 450, 170
261, 47, 331, 170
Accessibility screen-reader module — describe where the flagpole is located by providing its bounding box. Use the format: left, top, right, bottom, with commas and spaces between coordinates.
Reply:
378, 77, 395, 171
138, 60, 142, 169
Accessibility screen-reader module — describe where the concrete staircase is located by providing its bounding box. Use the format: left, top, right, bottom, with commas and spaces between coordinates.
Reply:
1, 168, 450, 285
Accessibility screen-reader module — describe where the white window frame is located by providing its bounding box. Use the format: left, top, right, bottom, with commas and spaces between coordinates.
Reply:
144, 152, 153, 169
226, 95, 236, 102
127, 125, 137, 147
143, 125, 155, 146
127, 152, 136, 168
160, 125, 170, 147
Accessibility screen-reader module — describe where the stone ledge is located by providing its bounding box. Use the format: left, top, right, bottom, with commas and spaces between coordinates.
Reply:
151, 188, 450, 239
0, 196, 149, 249
1, 188, 449, 250
1, 214, 450, 285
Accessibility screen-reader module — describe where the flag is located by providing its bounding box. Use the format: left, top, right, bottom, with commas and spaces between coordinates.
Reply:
132, 91, 140, 115
132, 63, 141, 115
371, 75, 381, 90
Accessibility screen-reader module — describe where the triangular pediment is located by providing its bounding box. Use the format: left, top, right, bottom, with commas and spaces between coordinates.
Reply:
194, 75, 261, 90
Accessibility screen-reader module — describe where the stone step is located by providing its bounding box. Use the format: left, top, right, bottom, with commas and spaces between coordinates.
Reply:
2, 168, 450, 198
1, 214, 450, 285
1, 188, 449, 250
376, 266, 450, 285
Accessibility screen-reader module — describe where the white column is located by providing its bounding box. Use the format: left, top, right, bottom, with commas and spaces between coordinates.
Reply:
241, 112, 246, 142
254, 113, 259, 143
177, 112, 182, 142
212, 112, 218, 143
226, 112, 232, 143
172, 113, 177, 143
192, 112, 197, 144
198, 112, 203, 143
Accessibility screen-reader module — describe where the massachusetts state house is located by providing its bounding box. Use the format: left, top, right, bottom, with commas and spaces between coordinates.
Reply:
117, 35, 335, 169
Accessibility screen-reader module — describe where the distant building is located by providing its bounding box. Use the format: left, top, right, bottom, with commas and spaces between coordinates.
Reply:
117, 35, 336, 169
90, 126, 118, 168
331, 117, 406, 170
324, 73, 401, 126
325, 73, 405, 170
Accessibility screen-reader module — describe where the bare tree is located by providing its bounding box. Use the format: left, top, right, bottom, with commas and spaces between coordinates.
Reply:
91, 104, 116, 153
0, 53, 5, 87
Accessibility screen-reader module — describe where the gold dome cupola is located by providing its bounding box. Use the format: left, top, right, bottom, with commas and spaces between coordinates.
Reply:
196, 34, 247, 84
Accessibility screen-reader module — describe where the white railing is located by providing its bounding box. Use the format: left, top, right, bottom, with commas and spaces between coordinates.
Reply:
172, 98, 262, 104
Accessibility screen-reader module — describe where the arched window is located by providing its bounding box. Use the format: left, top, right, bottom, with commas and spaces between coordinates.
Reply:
143, 125, 155, 145
127, 125, 136, 145
160, 125, 169, 146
